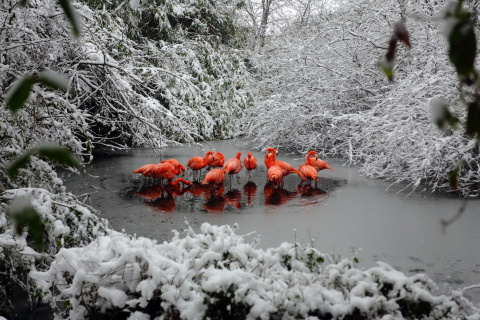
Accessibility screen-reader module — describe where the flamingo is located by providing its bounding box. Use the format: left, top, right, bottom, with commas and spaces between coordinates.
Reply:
143, 162, 183, 185
305, 151, 334, 172
202, 168, 226, 186
223, 152, 242, 183
161, 159, 186, 176
133, 164, 156, 175
298, 164, 318, 187
265, 152, 299, 177
170, 177, 192, 187
244, 151, 258, 178
264, 147, 278, 169
188, 151, 215, 180
209, 152, 225, 168
267, 165, 283, 187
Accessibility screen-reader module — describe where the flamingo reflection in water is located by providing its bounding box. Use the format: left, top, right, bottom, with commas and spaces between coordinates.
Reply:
243, 181, 257, 206
297, 184, 328, 198
264, 181, 298, 206
225, 189, 242, 209
135, 178, 191, 212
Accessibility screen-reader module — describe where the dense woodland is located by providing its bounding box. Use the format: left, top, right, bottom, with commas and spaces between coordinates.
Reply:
1, 0, 480, 319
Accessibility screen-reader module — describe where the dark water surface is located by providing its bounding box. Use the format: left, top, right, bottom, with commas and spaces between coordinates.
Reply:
62, 139, 480, 301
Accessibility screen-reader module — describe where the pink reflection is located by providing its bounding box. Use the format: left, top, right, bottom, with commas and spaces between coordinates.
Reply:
264, 182, 298, 206
243, 181, 257, 205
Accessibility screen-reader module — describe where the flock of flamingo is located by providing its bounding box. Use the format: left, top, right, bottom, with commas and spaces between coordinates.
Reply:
133, 148, 333, 188
132, 148, 334, 212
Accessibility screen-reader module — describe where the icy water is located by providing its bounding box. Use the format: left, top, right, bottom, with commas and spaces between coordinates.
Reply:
62, 139, 480, 301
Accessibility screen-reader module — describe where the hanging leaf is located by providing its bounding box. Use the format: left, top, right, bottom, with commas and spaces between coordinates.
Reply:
38, 71, 69, 91
444, 2, 476, 82
58, 0, 81, 38
394, 20, 411, 48
378, 59, 394, 82
6, 75, 36, 113
36, 145, 81, 168
8, 203, 45, 247
466, 101, 480, 137
7, 151, 33, 179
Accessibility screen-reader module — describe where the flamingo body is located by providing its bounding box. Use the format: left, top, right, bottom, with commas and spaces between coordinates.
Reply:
267, 165, 283, 186
223, 152, 242, 176
210, 152, 225, 168
244, 151, 258, 171
305, 151, 334, 172
202, 168, 226, 186
298, 164, 318, 182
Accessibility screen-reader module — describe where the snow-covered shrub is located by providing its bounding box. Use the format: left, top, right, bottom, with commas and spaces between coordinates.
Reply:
0, 187, 109, 318
1, 0, 252, 153
241, 0, 480, 196
0, 0, 251, 316
33, 222, 479, 320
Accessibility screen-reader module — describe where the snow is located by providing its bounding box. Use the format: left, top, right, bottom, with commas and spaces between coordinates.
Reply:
29, 222, 479, 319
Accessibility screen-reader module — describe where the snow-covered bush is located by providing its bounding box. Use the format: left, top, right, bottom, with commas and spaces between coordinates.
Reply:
1, 0, 252, 153
33, 222, 479, 320
0, 187, 109, 318
241, 0, 480, 196
0, 0, 252, 316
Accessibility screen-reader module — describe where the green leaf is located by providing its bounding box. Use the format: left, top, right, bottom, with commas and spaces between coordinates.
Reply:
466, 101, 480, 137
58, 0, 81, 38
377, 59, 394, 82
6, 75, 36, 113
447, 18, 477, 81
9, 205, 45, 247
7, 151, 33, 178
38, 71, 69, 91
36, 145, 81, 168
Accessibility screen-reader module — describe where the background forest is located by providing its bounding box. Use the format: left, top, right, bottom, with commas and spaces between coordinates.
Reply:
1, 0, 480, 319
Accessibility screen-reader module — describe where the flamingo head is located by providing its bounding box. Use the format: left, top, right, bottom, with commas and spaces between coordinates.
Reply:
236, 152, 241, 159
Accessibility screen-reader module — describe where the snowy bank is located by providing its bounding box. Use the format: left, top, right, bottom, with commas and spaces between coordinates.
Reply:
33, 222, 480, 320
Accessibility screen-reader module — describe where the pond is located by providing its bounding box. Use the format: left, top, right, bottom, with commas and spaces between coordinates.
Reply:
62, 139, 480, 302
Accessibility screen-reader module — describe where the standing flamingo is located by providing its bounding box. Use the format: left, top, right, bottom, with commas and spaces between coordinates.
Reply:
133, 163, 156, 176
223, 152, 242, 185
209, 152, 225, 168
143, 162, 175, 183
202, 168, 226, 200
202, 168, 226, 186
188, 151, 215, 180
265, 151, 299, 177
161, 159, 186, 176
264, 147, 278, 169
244, 151, 258, 172
298, 164, 319, 187
305, 151, 334, 172
267, 165, 284, 187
